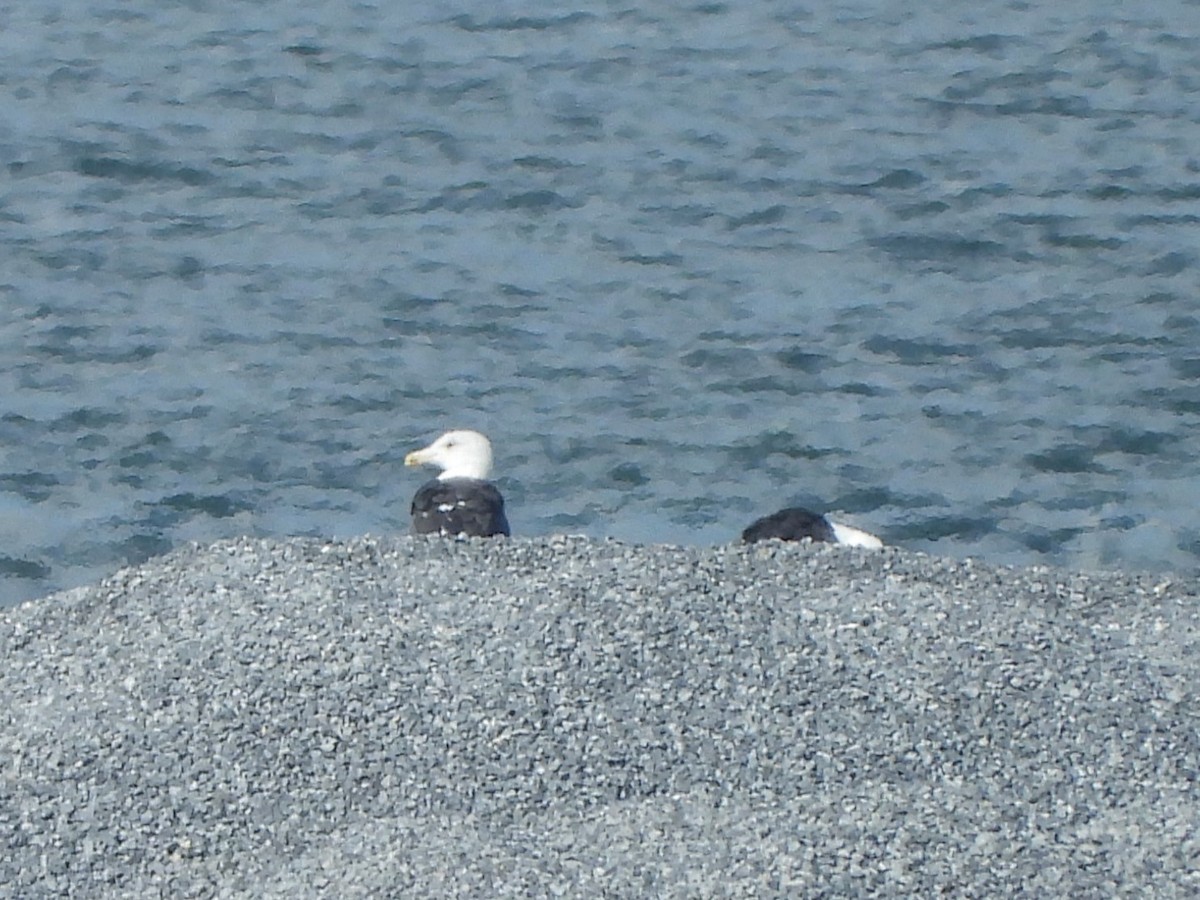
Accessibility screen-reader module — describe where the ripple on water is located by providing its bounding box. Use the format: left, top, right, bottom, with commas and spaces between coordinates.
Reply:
1, 1, 1199, 604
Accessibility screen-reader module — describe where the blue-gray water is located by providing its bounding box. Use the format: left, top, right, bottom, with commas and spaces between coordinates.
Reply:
2, 0, 1198, 605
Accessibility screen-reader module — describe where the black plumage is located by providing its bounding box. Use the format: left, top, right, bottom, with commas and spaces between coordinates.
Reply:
741, 507, 837, 544
410, 477, 510, 538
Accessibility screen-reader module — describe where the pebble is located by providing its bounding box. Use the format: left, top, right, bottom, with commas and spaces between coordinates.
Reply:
2, 535, 1198, 897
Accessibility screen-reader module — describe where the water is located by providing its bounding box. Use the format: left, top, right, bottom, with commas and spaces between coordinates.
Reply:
2, 0, 1198, 605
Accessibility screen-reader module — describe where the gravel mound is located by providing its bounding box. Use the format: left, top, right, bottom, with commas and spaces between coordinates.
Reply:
2, 535, 1198, 897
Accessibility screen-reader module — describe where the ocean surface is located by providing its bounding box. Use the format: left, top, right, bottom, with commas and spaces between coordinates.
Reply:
2, 0, 1198, 605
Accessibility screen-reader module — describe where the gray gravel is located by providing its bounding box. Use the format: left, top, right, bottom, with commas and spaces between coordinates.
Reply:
2, 535, 1198, 898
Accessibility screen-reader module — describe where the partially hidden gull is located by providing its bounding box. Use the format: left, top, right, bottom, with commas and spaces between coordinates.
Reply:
404, 429, 510, 537
741, 506, 883, 548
